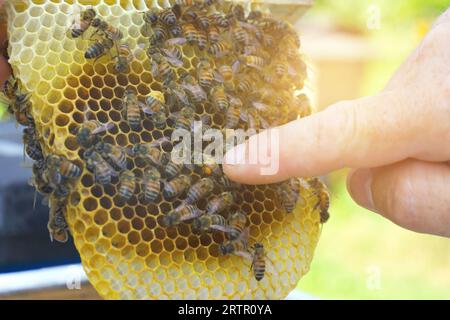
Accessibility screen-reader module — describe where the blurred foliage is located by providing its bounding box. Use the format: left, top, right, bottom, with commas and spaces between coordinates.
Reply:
311, 0, 449, 34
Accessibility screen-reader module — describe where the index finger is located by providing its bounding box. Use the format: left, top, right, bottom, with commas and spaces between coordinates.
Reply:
223, 89, 448, 184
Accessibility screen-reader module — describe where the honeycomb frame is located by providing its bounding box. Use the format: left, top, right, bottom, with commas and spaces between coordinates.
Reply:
3, 0, 323, 300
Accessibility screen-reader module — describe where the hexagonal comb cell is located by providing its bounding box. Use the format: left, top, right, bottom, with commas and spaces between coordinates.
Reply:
3, 0, 328, 299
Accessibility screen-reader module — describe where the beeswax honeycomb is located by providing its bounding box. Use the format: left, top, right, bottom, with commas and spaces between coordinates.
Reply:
3, 0, 323, 300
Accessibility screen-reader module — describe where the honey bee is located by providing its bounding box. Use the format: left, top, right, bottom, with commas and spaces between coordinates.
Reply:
207, 25, 220, 43
235, 55, 265, 71
84, 148, 117, 185
163, 174, 191, 199
225, 96, 242, 129
197, 59, 214, 90
163, 161, 184, 180
215, 174, 241, 192
47, 202, 69, 243
95, 141, 128, 170
175, 0, 193, 6
76, 119, 113, 148
153, 111, 168, 129
161, 45, 184, 67
251, 242, 266, 281
277, 179, 300, 214
235, 74, 255, 94
211, 85, 229, 112
292, 93, 312, 118
149, 23, 170, 46
145, 91, 167, 115
46, 154, 82, 179
192, 214, 228, 233
23, 126, 43, 161
68, 8, 96, 38
172, 107, 195, 131
166, 80, 190, 109
84, 38, 114, 60
219, 229, 252, 260
91, 18, 123, 41
208, 40, 230, 58
143, 8, 159, 27
31, 160, 54, 196
309, 178, 330, 224
195, 10, 211, 30
180, 74, 207, 104
206, 191, 234, 215
209, 12, 230, 29
185, 177, 215, 204
231, 23, 249, 46
159, 8, 178, 26
227, 210, 247, 240
122, 87, 146, 130
118, 170, 136, 201
181, 23, 199, 45
132, 143, 166, 167
161, 203, 203, 227
142, 167, 161, 202
200, 153, 221, 177
169, 24, 183, 37
1, 75, 16, 101
230, 3, 246, 22
153, 54, 176, 85
114, 43, 133, 73
196, 30, 208, 50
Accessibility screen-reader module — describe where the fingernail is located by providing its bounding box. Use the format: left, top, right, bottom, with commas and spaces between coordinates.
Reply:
348, 169, 375, 212
225, 143, 247, 166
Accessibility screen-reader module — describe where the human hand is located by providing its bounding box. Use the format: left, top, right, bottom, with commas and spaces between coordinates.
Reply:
224, 8, 450, 237
0, 0, 11, 88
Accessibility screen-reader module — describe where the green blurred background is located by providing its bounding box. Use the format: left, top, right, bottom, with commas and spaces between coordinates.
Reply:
296, 0, 450, 299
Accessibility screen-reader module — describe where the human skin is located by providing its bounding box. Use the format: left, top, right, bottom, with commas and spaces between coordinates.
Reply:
224, 8, 450, 238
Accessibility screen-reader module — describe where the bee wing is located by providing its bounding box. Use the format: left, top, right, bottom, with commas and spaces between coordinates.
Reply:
151, 61, 159, 76
161, 48, 183, 67
234, 250, 253, 261
103, 160, 119, 177
91, 122, 115, 134
172, 88, 190, 105
259, 115, 271, 129
252, 101, 270, 112
182, 84, 207, 101
180, 208, 204, 221
149, 136, 170, 147
231, 60, 241, 73
165, 37, 187, 46
210, 224, 234, 234
239, 112, 248, 124
213, 70, 224, 83
239, 21, 258, 33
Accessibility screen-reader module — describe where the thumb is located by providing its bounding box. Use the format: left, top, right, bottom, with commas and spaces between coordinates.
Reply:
223, 89, 438, 184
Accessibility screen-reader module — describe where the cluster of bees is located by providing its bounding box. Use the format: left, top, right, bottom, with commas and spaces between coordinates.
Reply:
1, 0, 330, 282
2, 76, 81, 242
